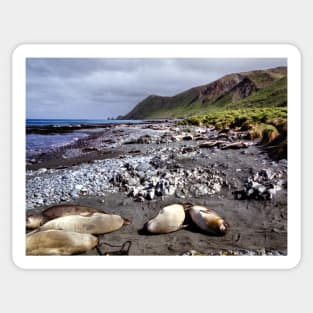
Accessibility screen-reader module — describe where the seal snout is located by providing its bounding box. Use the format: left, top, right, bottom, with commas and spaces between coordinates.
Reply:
138, 221, 150, 235
123, 218, 131, 225
93, 236, 100, 247
219, 221, 229, 235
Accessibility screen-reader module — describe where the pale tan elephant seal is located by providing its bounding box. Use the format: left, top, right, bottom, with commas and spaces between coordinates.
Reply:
39, 212, 130, 235
143, 204, 186, 234
26, 229, 98, 255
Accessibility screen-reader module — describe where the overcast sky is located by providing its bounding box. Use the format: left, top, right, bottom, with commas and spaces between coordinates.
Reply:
26, 58, 287, 119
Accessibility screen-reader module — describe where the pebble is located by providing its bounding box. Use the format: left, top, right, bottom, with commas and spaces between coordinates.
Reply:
233, 168, 285, 201
26, 125, 287, 208
146, 189, 155, 200
182, 248, 287, 256
70, 191, 79, 199
74, 184, 83, 190
37, 168, 47, 174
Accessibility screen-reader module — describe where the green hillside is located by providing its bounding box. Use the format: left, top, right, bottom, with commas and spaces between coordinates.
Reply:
123, 66, 287, 119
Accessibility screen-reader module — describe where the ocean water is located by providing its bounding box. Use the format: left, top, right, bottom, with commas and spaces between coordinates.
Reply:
26, 119, 141, 126
26, 119, 142, 156
26, 133, 89, 155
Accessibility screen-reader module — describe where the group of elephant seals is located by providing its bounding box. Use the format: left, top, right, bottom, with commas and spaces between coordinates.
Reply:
142, 204, 187, 234
26, 202, 228, 255
39, 212, 130, 235
26, 204, 106, 229
26, 204, 131, 255
26, 229, 98, 255
142, 203, 229, 236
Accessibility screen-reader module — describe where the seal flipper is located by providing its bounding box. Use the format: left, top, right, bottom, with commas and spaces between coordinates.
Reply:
95, 245, 103, 256
179, 224, 189, 230
199, 208, 214, 214
26, 228, 41, 236
95, 235, 103, 255
122, 217, 131, 225
182, 202, 193, 211
79, 212, 94, 217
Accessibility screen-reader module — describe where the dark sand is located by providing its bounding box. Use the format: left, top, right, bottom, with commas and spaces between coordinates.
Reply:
26, 122, 287, 256
69, 193, 287, 256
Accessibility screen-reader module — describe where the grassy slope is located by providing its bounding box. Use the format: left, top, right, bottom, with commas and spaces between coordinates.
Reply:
124, 67, 287, 119
225, 77, 287, 109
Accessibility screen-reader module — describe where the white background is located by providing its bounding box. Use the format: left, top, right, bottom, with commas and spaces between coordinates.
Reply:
0, 0, 311, 312
12, 44, 301, 270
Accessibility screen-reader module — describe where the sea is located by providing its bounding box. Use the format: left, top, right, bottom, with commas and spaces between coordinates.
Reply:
26, 119, 141, 126
26, 119, 142, 157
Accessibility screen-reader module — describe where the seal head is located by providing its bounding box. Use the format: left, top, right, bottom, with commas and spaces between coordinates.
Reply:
26, 212, 46, 229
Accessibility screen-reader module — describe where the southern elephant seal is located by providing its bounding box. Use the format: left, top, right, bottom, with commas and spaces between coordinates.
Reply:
26, 204, 107, 229
220, 141, 248, 150
187, 205, 229, 235
39, 212, 130, 235
142, 204, 186, 234
26, 229, 98, 255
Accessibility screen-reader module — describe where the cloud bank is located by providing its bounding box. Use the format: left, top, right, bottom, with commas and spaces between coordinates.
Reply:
26, 58, 287, 119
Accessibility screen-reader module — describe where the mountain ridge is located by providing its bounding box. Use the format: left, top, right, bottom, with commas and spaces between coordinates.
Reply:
122, 66, 287, 119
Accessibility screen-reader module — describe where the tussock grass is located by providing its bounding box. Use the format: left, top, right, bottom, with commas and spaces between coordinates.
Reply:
180, 107, 287, 159
182, 107, 286, 127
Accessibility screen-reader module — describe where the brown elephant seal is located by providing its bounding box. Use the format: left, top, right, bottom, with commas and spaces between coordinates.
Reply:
42, 204, 104, 220
26, 229, 98, 255
188, 205, 229, 235
142, 204, 186, 234
39, 212, 130, 235
26, 204, 106, 229
220, 141, 248, 150
199, 140, 226, 148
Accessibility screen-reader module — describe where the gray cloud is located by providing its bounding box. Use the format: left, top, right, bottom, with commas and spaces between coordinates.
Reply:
26, 58, 287, 119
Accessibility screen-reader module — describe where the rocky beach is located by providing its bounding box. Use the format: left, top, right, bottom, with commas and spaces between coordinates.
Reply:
26, 121, 287, 256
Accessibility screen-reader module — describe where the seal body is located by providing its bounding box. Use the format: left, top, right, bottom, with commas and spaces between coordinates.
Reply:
39, 212, 127, 234
199, 140, 226, 148
189, 205, 229, 235
144, 204, 186, 234
221, 141, 247, 150
26, 205, 105, 229
42, 204, 103, 220
26, 229, 98, 255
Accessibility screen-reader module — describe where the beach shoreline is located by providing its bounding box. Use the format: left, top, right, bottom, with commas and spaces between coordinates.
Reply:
26, 121, 288, 256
